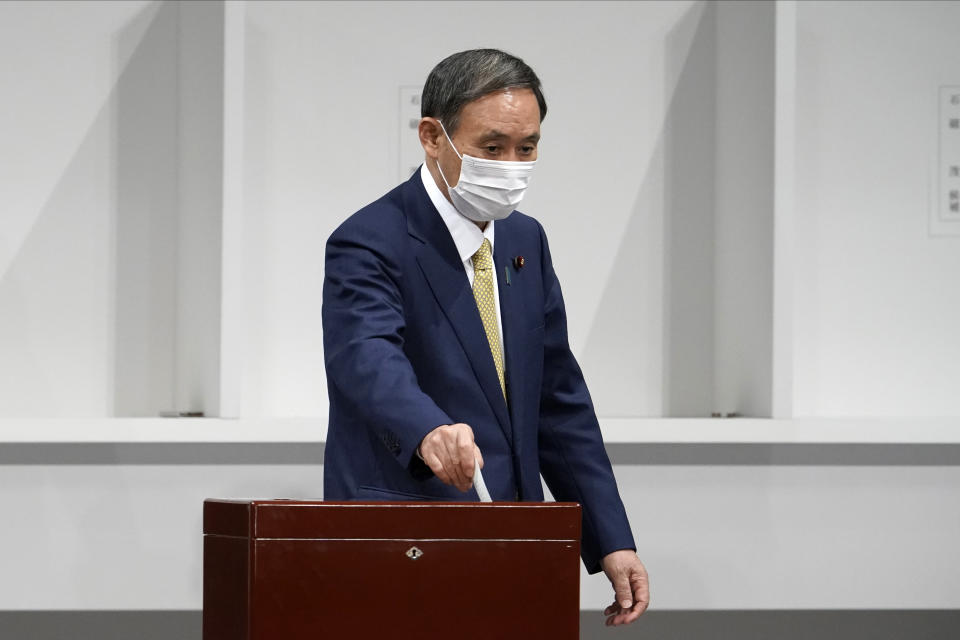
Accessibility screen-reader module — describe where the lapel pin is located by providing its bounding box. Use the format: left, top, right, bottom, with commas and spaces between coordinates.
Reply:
513, 255, 525, 270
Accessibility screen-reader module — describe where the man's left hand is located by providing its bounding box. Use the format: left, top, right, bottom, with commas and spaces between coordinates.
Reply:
600, 549, 649, 626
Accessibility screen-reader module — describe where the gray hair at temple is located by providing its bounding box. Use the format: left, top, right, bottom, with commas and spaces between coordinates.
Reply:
421, 48, 548, 135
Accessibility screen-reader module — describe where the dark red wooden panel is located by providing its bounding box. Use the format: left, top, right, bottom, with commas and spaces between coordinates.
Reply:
203, 534, 250, 640
203, 499, 252, 538
250, 501, 580, 541
203, 500, 581, 640
250, 538, 579, 640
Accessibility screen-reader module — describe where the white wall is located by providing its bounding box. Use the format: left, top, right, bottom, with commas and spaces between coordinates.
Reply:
0, 1, 229, 418
4, 1, 959, 420
0, 1, 155, 417
239, 0, 782, 419
2, 456, 958, 610
791, 0, 960, 417
5, 0, 740, 419
240, 0, 706, 418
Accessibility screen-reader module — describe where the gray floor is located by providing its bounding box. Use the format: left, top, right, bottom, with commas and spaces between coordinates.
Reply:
580, 610, 960, 639
1, 610, 958, 639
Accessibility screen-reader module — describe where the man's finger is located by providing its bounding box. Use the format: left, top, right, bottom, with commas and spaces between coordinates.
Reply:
612, 574, 633, 611
442, 437, 468, 489
605, 602, 636, 627
424, 452, 452, 486
474, 445, 484, 469
457, 430, 475, 481
618, 603, 643, 625
604, 610, 620, 627
453, 427, 476, 491
608, 571, 649, 625
632, 572, 650, 615
452, 431, 476, 492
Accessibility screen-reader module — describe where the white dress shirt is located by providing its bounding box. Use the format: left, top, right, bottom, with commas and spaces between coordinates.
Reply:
420, 163, 504, 355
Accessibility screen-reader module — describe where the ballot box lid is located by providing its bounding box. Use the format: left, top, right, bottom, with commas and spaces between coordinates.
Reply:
203, 499, 581, 541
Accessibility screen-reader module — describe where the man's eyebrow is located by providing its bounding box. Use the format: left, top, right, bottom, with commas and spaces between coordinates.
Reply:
480, 129, 541, 142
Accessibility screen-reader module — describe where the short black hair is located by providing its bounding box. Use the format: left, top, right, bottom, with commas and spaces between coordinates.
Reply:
421, 48, 547, 135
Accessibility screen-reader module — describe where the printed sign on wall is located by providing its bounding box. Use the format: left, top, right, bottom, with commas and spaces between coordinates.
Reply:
399, 86, 424, 182
932, 85, 960, 235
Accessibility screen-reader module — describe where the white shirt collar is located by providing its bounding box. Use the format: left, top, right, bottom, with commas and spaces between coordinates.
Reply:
420, 163, 494, 263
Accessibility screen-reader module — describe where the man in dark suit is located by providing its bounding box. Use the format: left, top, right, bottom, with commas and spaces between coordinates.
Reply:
322, 49, 649, 626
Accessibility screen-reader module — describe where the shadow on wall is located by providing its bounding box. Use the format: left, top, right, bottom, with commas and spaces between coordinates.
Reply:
0, 2, 177, 416
0, 0, 227, 417
580, 0, 716, 419
115, 0, 226, 418
113, 0, 180, 417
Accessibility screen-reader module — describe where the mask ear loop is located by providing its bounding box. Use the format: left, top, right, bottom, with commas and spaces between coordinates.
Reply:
434, 119, 462, 188
436, 120, 463, 159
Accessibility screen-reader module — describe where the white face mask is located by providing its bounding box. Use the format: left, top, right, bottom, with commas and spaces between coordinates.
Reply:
435, 120, 537, 222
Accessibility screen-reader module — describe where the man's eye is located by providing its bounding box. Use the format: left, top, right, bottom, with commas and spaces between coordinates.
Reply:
520, 146, 535, 154
485, 146, 499, 153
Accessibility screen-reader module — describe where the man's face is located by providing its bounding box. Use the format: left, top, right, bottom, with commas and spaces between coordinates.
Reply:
431, 87, 541, 190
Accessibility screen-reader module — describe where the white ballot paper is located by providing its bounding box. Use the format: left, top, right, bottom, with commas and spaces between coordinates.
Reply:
473, 456, 492, 502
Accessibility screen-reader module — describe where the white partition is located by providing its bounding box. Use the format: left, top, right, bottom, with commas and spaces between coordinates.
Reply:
0, 1, 156, 417
1, 0, 787, 422
0, 1, 231, 418
789, 0, 960, 417
240, 0, 703, 418
238, 0, 776, 420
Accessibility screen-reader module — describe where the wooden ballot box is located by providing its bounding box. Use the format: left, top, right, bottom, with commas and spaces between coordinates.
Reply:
203, 499, 581, 640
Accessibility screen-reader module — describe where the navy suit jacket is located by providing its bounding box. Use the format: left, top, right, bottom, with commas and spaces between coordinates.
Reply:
322, 170, 634, 572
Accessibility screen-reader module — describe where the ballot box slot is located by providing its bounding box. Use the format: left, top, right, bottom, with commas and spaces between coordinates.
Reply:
252, 537, 576, 542
230, 500, 582, 540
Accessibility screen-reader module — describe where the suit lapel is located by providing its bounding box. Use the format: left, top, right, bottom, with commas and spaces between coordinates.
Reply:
492, 220, 526, 452
403, 174, 513, 444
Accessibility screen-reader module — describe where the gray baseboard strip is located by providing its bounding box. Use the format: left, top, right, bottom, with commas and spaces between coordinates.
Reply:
4, 442, 960, 465
580, 610, 960, 640
1, 610, 958, 640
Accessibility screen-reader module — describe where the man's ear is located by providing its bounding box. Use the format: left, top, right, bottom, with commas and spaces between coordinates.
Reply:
418, 118, 443, 158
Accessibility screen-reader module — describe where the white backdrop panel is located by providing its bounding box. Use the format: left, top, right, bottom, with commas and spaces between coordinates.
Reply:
792, 0, 960, 416
240, 0, 700, 418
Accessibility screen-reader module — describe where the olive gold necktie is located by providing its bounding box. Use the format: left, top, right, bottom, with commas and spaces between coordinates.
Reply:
471, 238, 506, 399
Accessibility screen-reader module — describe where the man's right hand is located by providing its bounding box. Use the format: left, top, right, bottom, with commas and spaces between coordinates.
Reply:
418, 423, 484, 492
